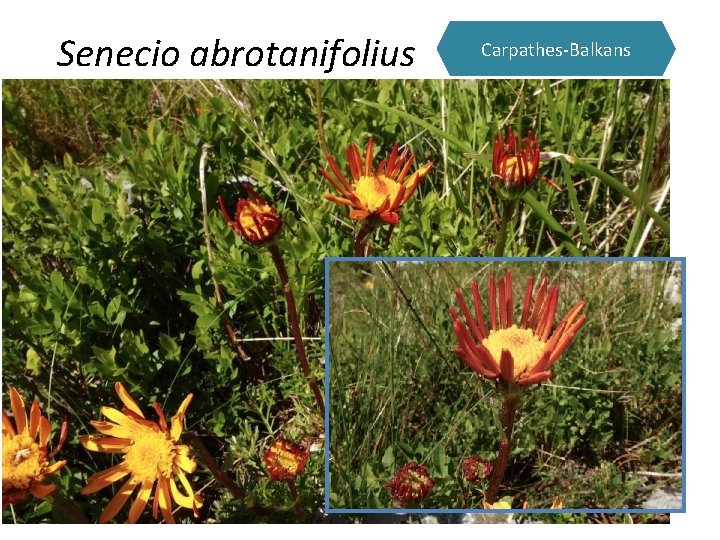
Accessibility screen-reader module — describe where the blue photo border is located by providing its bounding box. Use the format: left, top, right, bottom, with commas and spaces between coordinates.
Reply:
323, 256, 686, 515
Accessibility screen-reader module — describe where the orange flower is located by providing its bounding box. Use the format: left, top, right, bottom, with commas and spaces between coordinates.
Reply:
218, 186, 282, 245
2, 387, 67, 507
80, 382, 201, 523
384, 462, 435, 506
321, 139, 433, 225
262, 438, 309, 482
450, 270, 586, 387
492, 129, 559, 196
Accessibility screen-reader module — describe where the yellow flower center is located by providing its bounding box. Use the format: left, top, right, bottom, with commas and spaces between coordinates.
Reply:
271, 448, 303, 476
122, 424, 177, 483
504, 156, 537, 180
482, 325, 545, 376
353, 175, 401, 212
238, 200, 274, 235
2, 432, 48, 492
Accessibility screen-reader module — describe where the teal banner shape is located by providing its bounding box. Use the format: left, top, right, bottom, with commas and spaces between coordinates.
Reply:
437, 21, 674, 76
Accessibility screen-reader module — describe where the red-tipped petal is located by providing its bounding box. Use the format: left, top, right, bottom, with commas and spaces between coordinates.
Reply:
549, 315, 587, 364
320, 167, 352, 197
537, 287, 559, 340
394, 152, 414, 183
519, 370, 552, 386
324, 194, 355, 206
527, 277, 548, 329
364, 139, 374, 176
471, 280, 488, 338
326, 154, 354, 193
349, 209, 371, 221
454, 347, 498, 379
347, 143, 363, 180
499, 276, 508, 329
453, 320, 500, 375
455, 288, 484, 344
28, 399, 41, 440
505, 270, 514, 327
489, 275, 497, 331
379, 211, 400, 225
2, 410, 16, 435
521, 276, 534, 328
499, 349, 515, 384
9, 387, 27, 434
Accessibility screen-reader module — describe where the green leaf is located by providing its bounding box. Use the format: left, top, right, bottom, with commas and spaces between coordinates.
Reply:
158, 332, 181, 362
26, 348, 42, 375
381, 446, 395, 470
91, 201, 105, 224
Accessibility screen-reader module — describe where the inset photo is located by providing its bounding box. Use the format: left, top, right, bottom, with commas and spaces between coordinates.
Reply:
326, 259, 683, 513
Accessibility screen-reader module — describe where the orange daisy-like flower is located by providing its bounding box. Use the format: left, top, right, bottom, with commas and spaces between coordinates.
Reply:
80, 382, 202, 524
450, 270, 586, 387
2, 387, 67, 507
384, 462, 435, 507
492, 128, 560, 196
262, 438, 309, 482
218, 186, 282, 246
321, 139, 433, 225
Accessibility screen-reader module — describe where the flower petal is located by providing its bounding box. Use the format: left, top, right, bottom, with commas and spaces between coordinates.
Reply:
324, 194, 354, 207
549, 315, 587, 364
364, 138, 374, 176
2, 410, 17, 435
114, 382, 145, 418
80, 435, 131, 453
499, 349, 515, 384
174, 451, 197, 474
378, 211, 399, 225
453, 289, 484, 343
489, 275, 498, 331
38, 416, 51, 446
471, 280, 488, 339
28, 399, 41, 440
99, 478, 138, 524
176, 394, 193, 417
520, 276, 535, 328
29, 483, 56, 500
349, 209, 371, 221
9, 387, 27, 434
156, 476, 175, 524
81, 463, 130, 495
90, 420, 132, 438
527, 277, 548, 329
321, 169, 352, 198
127, 479, 154, 524
101, 406, 135, 426
169, 470, 198, 510
518, 370, 552, 386
43, 460, 67, 476
325, 154, 353, 193
505, 270, 514, 327
498, 275, 507, 329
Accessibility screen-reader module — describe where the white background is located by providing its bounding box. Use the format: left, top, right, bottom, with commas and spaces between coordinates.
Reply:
0, 0, 714, 537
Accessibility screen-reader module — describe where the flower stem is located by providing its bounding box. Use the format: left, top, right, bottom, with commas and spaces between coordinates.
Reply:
382, 223, 397, 251
485, 393, 520, 505
268, 244, 326, 417
354, 222, 374, 256
287, 479, 304, 518
493, 199, 516, 257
